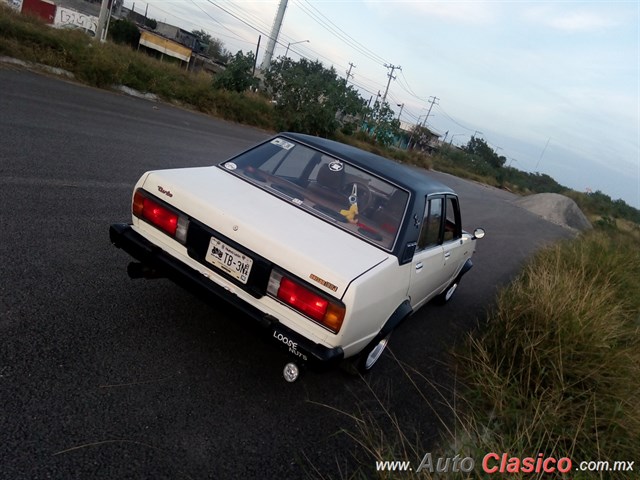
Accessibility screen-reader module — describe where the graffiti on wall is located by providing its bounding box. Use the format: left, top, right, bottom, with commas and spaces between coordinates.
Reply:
1, 0, 24, 10
54, 7, 98, 36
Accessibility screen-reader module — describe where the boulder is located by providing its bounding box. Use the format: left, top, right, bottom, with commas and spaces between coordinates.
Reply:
515, 193, 592, 232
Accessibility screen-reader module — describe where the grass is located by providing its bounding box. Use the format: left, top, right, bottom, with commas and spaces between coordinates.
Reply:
4, 9, 639, 477
0, 6, 274, 129
456, 229, 640, 477
2, 7, 638, 227
324, 229, 639, 479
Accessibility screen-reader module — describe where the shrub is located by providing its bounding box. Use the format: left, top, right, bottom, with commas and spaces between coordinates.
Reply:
456, 230, 640, 477
332, 230, 639, 479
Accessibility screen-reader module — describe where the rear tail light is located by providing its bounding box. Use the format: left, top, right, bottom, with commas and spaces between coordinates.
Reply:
268, 271, 345, 333
133, 189, 189, 244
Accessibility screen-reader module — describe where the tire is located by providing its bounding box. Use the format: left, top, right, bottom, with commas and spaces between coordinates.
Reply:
434, 279, 459, 305
354, 330, 393, 374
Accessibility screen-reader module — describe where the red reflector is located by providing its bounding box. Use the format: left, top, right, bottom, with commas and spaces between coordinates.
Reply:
142, 197, 178, 236
277, 277, 328, 321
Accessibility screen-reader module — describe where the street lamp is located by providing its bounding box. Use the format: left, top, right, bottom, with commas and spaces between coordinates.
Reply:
285, 40, 310, 57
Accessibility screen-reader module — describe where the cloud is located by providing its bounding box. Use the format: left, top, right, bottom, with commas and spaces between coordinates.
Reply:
547, 12, 619, 32
524, 5, 621, 32
363, 0, 497, 25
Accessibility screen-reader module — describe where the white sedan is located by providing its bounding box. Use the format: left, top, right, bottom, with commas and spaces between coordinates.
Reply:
110, 133, 484, 381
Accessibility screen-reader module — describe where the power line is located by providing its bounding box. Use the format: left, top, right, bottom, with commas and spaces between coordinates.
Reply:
202, 0, 320, 64
187, 0, 247, 43
204, 0, 280, 46
215, 0, 324, 61
396, 70, 428, 102
130, 0, 386, 100
294, 0, 388, 66
219, 1, 275, 34
434, 104, 476, 132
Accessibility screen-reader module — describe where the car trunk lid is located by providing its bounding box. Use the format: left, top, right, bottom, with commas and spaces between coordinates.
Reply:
142, 166, 391, 298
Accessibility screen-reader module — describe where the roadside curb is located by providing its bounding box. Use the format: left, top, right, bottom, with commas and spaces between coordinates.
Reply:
0, 55, 75, 79
0, 55, 158, 102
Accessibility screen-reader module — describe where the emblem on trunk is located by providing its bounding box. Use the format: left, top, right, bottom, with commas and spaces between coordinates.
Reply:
309, 274, 338, 292
157, 186, 173, 197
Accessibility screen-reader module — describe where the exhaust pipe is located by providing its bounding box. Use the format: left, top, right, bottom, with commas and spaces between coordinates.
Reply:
127, 262, 164, 279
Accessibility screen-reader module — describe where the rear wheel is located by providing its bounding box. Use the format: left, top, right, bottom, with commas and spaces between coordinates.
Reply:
352, 330, 393, 374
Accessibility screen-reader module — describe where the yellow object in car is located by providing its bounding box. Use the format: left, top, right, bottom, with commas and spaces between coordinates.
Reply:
340, 203, 359, 223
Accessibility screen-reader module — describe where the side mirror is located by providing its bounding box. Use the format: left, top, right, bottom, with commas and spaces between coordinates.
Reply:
472, 228, 485, 240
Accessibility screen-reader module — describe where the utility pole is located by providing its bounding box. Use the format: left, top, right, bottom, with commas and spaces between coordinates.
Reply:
95, 0, 110, 42
381, 63, 401, 104
284, 39, 309, 58
422, 96, 439, 127
260, 0, 288, 71
253, 35, 261, 77
346, 62, 355, 85
369, 90, 380, 108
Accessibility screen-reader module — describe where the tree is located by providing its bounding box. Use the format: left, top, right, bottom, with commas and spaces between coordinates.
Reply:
108, 19, 140, 48
213, 51, 258, 92
144, 17, 157, 30
263, 57, 366, 137
191, 29, 231, 62
367, 100, 400, 146
464, 136, 506, 168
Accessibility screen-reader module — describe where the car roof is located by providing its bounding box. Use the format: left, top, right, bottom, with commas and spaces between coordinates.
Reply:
280, 132, 455, 197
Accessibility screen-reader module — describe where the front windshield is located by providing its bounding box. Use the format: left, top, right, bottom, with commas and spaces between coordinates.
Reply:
221, 137, 409, 250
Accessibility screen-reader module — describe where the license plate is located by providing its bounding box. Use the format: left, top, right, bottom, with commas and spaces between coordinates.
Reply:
205, 237, 253, 284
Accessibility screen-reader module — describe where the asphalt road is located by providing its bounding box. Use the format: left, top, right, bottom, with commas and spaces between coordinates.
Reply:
0, 68, 572, 479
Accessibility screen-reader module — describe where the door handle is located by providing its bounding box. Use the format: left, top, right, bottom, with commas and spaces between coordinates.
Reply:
444, 252, 451, 259
415, 262, 423, 271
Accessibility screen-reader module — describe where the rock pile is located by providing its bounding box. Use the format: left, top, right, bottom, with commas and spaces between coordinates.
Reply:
515, 193, 592, 232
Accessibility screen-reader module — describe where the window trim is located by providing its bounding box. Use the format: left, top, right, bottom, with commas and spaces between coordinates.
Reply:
218, 137, 413, 254
443, 194, 462, 243
417, 194, 445, 251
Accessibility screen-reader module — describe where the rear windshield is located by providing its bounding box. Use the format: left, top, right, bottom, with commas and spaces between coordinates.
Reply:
220, 137, 409, 250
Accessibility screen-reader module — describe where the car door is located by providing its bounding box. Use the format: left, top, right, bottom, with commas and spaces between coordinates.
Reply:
441, 195, 465, 284
407, 196, 448, 310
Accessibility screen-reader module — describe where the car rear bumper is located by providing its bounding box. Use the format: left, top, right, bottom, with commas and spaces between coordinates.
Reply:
109, 223, 344, 369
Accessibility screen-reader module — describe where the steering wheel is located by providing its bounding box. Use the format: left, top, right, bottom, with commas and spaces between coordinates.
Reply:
342, 181, 371, 209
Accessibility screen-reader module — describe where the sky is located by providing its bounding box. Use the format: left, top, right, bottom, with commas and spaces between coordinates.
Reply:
123, 0, 640, 209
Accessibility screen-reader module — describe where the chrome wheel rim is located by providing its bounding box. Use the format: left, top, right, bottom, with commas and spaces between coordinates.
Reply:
364, 334, 390, 370
445, 283, 458, 302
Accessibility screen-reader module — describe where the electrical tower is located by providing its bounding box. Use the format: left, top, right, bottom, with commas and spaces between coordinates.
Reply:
260, 0, 288, 71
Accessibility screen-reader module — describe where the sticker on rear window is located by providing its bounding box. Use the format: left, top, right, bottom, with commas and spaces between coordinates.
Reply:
271, 138, 295, 150
224, 162, 237, 170
328, 160, 344, 172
